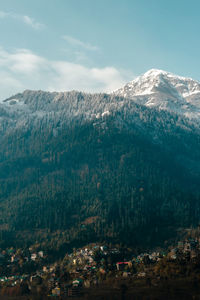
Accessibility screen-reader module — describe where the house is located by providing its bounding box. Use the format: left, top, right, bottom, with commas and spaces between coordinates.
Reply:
178, 241, 184, 249
72, 279, 83, 287
43, 266, 49, 272
31, 253, 37, 261
190, 250, 198, 260
137, 272, 146, 278
84, 280, 90, 288
123, 272, 129, 278
99, 267, 106, 274
52, 287, 60, 296
38, 251, 44, 258
48, 278, 56, 290
11, 255, 19, 263
116, 262, 130, 271
30, 275, 42, 285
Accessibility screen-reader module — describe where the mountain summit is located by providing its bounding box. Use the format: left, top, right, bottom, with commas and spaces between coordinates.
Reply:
2, 69, 200, 124
114, 69, 200, 119
1, 69, 200, 250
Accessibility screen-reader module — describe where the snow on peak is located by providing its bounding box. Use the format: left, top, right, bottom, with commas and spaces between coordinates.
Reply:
113, 69, 200, 119
142, 68, 188, 79
143, 68, 169, 77
115, 68, 200, 96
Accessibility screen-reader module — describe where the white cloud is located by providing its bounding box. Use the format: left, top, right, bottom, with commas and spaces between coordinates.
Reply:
49, 61, 126, 93
0, 47, 133, 100
23, 15, 44, 30
0, 10, 44, 30
62, 35, 99, 51
0, 71, 22, 98
9, 49, 45, 73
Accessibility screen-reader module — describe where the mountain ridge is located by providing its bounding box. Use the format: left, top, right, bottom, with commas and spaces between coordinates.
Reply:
0, 69, 200, 249
1, 68, 200, 125
114, 69, 200, 120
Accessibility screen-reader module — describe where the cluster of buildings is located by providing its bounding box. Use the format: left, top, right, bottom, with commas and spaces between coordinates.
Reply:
0, 238, 200, 297
0, 247, 44, 265
0, 247, 45, 288
168, 238, 200, 260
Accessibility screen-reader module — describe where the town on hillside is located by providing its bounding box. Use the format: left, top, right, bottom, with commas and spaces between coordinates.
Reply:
1, 235, 200, 299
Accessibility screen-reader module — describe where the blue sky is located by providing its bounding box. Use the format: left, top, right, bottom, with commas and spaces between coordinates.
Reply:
0, 0, 200, 98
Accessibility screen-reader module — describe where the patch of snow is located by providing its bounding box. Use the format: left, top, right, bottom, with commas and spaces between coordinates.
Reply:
113, 69, 200, 120
102, 111, 110, 117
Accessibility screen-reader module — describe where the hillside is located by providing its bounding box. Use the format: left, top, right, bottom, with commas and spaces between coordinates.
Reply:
0, 70, 200, 251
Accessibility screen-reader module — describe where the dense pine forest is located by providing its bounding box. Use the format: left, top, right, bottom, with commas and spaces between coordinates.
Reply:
0, 91, 200, 253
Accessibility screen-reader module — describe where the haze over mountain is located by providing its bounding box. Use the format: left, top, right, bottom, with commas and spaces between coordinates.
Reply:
0, 69, 200, 251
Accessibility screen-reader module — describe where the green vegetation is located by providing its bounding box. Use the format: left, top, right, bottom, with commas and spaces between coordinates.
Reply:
0, 101, 199, 251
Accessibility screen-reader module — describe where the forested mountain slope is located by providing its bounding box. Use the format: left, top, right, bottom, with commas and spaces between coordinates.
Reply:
0, 88, 200, 250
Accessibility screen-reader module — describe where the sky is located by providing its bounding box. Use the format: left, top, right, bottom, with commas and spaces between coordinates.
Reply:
1, 0, 200, 99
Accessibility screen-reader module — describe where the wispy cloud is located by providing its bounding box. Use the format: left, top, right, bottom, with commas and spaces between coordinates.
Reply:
62, 35, 99, 51
22, 15, 44, 30
0, 10, 44, 30
0, 47, 133, 100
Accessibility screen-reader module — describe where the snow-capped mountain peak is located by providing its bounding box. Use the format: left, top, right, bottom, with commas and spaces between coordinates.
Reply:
114, 69, 200, 119
1, 69, 200, 136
